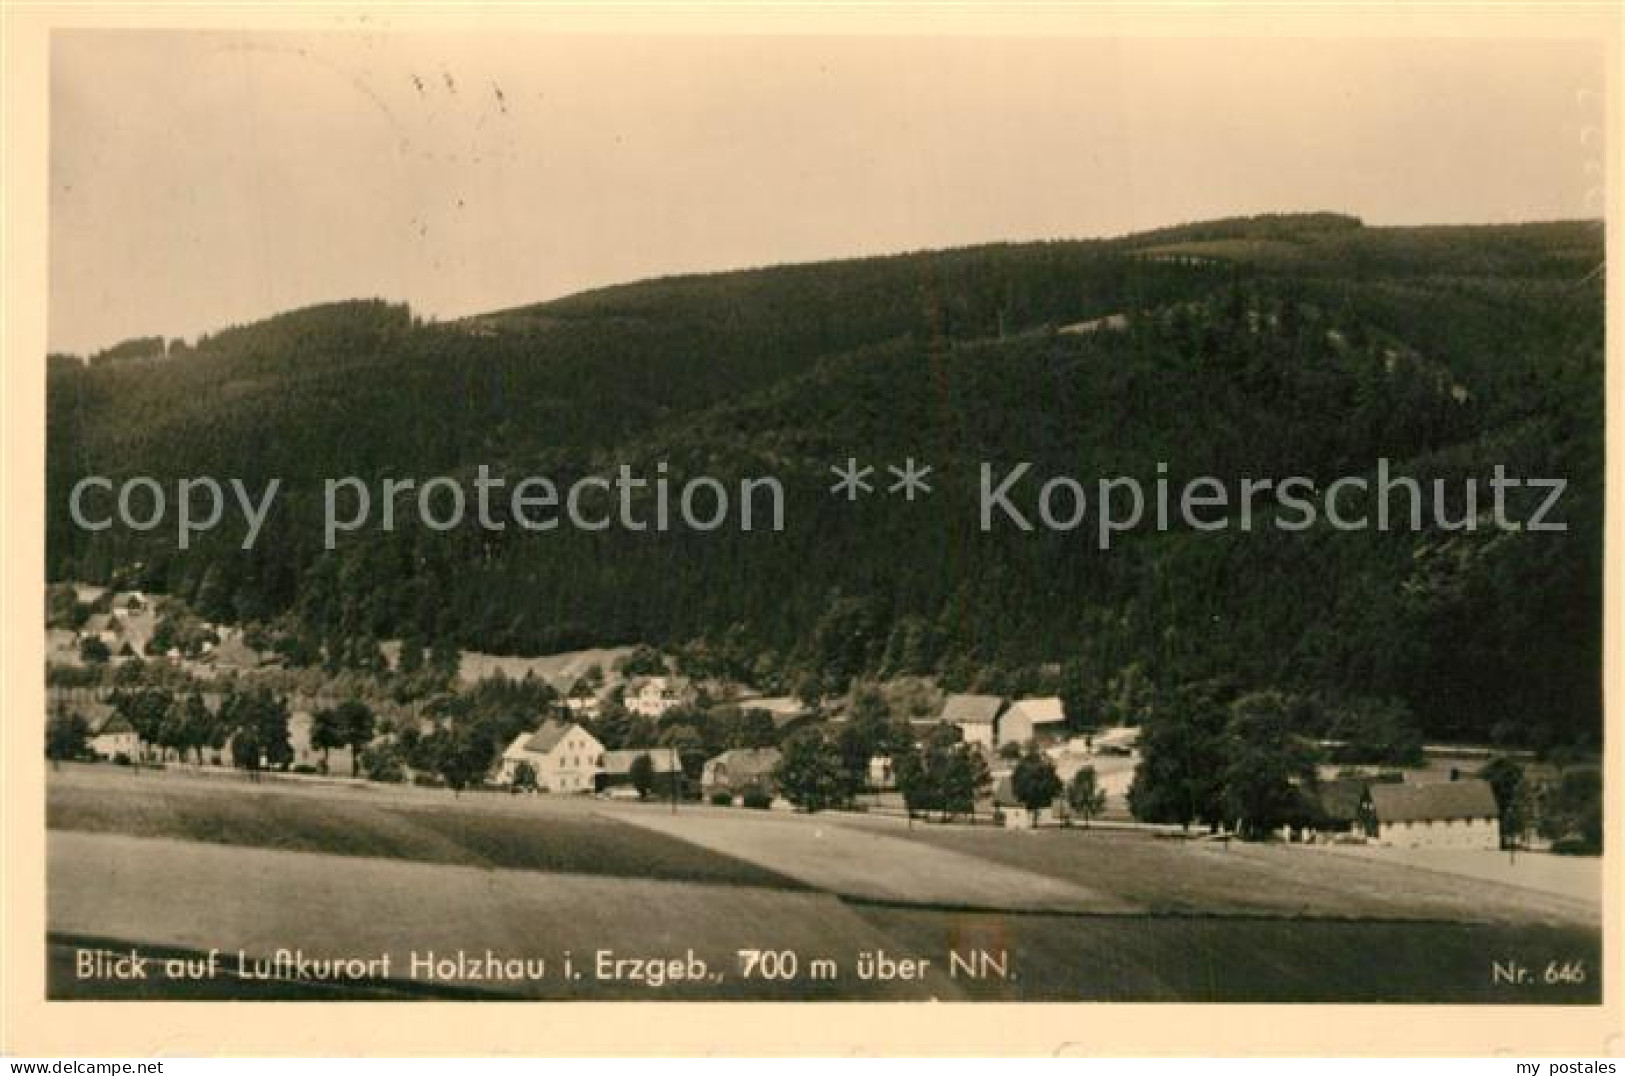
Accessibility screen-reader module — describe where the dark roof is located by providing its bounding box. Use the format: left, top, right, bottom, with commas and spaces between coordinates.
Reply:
1370, 779, 1498, 823
1310, 778, 1368, 823
705, 747, 781, 780
940, 694, 1005, 726
629, 675, 692, 695
1004, 697, 1065, 726
90, 709, 131, 735
600, 748, 681, 775
522, 720, 574, 754
211, 635, 269, 668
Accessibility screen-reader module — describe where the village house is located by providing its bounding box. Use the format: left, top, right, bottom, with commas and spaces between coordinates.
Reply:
563, 681, 604, 721
47, 629, 81, 664
701, 747, 782, 801
72, 583, 108, 606
624, 675, 695, 719
867, 754, 897, 790
206, 629, 279, 677
497, 720, 604, 792
1367, 779, 1501, 850
80, 594, 160, 658
87, 709, 139, 761
998, 696, 1066, 747
596, 748, 683, 797
79, 613, 120, 649
938, 694, 1006, 750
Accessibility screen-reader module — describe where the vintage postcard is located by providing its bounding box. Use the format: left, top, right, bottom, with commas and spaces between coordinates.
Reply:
1, 1, 1620, 1059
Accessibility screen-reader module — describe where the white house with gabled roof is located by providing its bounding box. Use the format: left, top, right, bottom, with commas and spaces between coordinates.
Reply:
497, 719, 604, 792
998, 697, 1066, 747
624, 676, 694, 719
938, 694, 1006, 750
1367, 779, 1501, 850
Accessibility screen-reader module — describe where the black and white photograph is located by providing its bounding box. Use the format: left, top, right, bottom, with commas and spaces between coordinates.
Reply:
5, 2, 1620, 1059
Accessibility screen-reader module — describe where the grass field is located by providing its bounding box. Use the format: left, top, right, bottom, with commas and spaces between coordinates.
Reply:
48, 769, 795, 889
49, 831, 925, 1000
601, 803, 1124, 911
45, 765, 1603, 1002
855, 823, 1598, 926
845, 904, 1600, 1002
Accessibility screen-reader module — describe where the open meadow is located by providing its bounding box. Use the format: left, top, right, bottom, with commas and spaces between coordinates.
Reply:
46, 765, 1601, 1002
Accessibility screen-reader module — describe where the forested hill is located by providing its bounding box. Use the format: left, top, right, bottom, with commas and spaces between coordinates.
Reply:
46, 213, 1604, 749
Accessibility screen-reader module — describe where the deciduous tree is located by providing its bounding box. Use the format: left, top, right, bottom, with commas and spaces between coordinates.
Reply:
775, 729, 845, 813
1011, 743, 1062, 826
1067, 765, 1107, 827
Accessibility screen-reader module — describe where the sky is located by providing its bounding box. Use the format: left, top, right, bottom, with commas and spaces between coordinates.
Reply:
49, 30, 1605, 356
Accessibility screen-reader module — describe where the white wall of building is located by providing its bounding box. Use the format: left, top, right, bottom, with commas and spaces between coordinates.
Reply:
1375, 817, 1499, 850
956, 722, 995, 750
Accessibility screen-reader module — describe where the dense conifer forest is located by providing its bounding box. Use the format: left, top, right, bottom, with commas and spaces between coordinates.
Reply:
47, 213, 1604, 749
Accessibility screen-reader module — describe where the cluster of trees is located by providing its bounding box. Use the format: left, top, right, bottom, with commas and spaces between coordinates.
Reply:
45, 707, 92, 761
1128, 687, 1324, 838
147, 606, 221, 660
1539, 768, 1604, 852
1123, 681, 1604, 849
769, 719, 1112, 828
373, 674, 559, 791
46, 583, 91, 630
102, 686, 228, 764
1008, 745, 1107, 827
46, 671, 377, 777
87, 335, 166, 367
309, 700, 376, 776
220, 689, 294, 772
1479, 756, 1604, 854
769, 717, 995, 822
52, 683, 288, 769
891, 725, 992, 822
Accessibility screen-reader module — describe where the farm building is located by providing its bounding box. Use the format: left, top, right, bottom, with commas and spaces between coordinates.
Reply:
701, 747, 781, 800
938, 694, 1006, 750
596, 748, 682, 796
1368, 779, 1500, 850
998, 696, 1065, 747
497, 720, 604, 792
